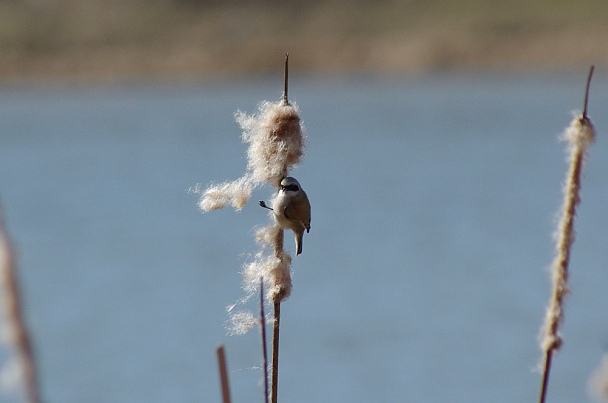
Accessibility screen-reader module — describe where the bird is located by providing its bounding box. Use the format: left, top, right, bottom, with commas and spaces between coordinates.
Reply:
259, 177, 311, 255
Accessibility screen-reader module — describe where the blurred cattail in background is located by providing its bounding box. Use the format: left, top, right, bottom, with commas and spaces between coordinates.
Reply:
0, 215, 40, 403
540, 114, 596, 354
589, 353, 608, 402
538, 67, 596, 403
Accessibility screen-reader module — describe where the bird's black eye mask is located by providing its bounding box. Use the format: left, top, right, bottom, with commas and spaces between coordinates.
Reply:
281, 184, 299, 192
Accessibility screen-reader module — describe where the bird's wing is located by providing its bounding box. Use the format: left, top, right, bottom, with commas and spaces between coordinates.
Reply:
284, 196, 311, 228
283, 203, 298, 223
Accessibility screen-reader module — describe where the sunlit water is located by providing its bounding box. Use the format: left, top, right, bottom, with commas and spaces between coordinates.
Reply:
1, 72, 608, 403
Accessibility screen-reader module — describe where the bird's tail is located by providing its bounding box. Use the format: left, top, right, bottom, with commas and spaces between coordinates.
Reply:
295, 231, 303, 255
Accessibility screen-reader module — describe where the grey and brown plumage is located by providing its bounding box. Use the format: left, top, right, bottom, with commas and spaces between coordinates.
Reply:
272, 177, 311, 255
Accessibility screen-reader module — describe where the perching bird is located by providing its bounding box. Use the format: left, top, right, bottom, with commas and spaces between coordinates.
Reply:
260, 177, 311, 255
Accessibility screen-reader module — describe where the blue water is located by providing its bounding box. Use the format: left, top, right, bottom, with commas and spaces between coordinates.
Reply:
1, 72, 608, 402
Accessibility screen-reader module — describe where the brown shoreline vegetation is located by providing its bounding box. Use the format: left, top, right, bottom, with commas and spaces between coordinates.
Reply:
0, 0, 607, 82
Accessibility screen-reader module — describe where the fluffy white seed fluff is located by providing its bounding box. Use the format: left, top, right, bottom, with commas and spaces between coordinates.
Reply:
238, 101, 305, 185
199, 98, 306, 333
540, 114, 595, 353
244, 226, 292, 301
255, 224, 280, 247
226, 311, 257, 336
562, 115, 596, 154
198, 176, 254, 212
198, 100, 306, 213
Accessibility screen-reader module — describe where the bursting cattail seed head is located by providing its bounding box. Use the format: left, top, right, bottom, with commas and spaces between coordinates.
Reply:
198, 100, 306, 213
238, 101, 305, 186
562, 114, 596, 153
540, 112, 595, 354
198, 94, 307, 333
537, 67, 596, 403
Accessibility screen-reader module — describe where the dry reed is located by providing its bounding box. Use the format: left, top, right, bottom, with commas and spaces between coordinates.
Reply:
216, 345, 231, 403
259, 278, 270, 403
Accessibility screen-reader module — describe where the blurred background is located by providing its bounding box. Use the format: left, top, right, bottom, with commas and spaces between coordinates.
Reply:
1, 1, 608, 402
0, 0, 606, 80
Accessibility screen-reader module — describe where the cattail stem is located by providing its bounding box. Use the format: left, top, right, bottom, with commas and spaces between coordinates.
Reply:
260, 278, 269, 403
0, 222, 40, 403
539, 350, 553, 403
270, 301, 281, 403
283, 53, 289, 106
582, 65, 594, 119
210, 55, 302, 401
269, 54, 294, 402
216, 345, 231, 403
273, 228, 284, 258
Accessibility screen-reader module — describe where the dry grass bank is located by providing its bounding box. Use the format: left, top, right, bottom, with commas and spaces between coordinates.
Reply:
0, 0, 606, 81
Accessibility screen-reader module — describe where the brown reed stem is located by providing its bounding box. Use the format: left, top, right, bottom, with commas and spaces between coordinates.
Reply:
0, 222, 40, 403
283, 53, 289, 106
270, 300, 281, 403
582, 65, 594, 119
270, 218, 285, 402
216, 345, 231, 403
539, 350, 553, 403
269, 53, 295, 403
260, 278, 269, 403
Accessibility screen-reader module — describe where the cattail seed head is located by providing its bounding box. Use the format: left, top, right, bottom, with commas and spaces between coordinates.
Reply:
255, 224, 281, 249
198, 100, 305, 212
540, 112, 595, 354
199, 92, 306, 333
238, 101, 305, 186
242, 226, 292, 303
562, 114, 596, 153
267, 251, 292, 302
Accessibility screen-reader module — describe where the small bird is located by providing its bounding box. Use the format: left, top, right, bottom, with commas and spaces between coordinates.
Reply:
259, 177, 311, 255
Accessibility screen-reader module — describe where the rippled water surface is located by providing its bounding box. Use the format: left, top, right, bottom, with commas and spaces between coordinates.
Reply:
1, 73, 608, 402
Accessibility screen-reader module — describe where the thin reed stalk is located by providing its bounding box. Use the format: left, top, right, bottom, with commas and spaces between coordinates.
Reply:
271, 300, 281, 403
216, 345, 231, 403
260, 278, 269, 403
539, 344, 553, 403
283, 53, 289, 105
268, 53, 291, 403
538, 66, 596, 403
